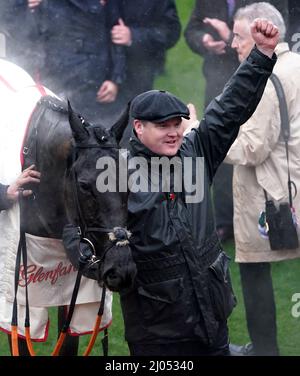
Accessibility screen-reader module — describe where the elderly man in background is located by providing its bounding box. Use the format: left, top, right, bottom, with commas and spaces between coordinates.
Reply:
184, 0, 288, 243
226, 2, 300, 356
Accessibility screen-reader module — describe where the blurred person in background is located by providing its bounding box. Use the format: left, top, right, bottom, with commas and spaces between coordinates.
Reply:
111, 0, 181, 106
0, 0, 44, 78
26, 0, 127, 126
288, 0, 300, 52
226, 2, 300, 356
110, 0, 181, 146
184, 0, 288, 243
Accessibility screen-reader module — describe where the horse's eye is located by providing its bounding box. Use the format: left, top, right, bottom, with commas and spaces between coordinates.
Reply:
101, 136, 107, 142
79, 181, 90, 192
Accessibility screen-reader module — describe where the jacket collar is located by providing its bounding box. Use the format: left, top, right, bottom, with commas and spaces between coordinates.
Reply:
275, 42, 290, 57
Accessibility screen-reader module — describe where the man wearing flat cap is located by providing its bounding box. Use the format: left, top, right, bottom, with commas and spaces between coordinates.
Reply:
118, 19, 279, 356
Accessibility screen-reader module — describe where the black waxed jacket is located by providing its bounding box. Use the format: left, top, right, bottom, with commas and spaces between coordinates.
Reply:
120, 47, 277, 345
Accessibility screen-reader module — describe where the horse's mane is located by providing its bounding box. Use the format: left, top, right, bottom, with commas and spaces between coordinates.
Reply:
38, 95, 68, 114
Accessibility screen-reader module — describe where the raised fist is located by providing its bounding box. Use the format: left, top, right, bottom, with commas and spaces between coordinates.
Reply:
251, 18, 279, 58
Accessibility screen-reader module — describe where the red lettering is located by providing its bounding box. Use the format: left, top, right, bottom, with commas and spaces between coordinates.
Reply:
17, 262, 78, 287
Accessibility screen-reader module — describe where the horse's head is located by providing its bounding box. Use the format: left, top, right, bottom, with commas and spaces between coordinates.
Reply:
63, 103, 136, 292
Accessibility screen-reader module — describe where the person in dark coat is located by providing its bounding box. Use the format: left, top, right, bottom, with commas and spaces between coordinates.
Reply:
111, 0, 180, 104
110, 0, 181, 146
30, 0, 126, 126
184, 0, 288, 242
288, 0, 300, 51
116, 19, 278, 356
0, 0, 44, 78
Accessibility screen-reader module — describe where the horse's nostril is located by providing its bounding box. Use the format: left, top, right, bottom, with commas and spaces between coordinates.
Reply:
104, 271, 122, 292
100, 245, 136, 292
102, 263, 136, 292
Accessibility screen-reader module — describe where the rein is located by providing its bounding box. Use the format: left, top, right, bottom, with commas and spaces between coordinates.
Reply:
11, 191, 36, 356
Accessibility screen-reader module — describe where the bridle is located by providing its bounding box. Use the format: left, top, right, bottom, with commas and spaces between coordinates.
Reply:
68, 138, 131, 270
50, 134, 132, 356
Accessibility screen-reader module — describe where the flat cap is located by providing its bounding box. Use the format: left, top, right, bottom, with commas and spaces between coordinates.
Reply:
130, 90, 190, 122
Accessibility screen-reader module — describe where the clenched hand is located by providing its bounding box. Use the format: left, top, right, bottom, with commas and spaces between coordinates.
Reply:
251, 18, 279, 58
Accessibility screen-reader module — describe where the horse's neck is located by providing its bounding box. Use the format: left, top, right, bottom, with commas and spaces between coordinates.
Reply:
22, 99, 72, 239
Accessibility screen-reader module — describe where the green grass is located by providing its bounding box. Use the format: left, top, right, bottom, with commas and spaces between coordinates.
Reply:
225, 241, 300, 356
2, 242, 300, 356
1, 0, 300, 357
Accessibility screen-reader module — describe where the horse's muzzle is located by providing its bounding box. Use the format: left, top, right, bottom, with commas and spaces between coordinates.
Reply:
62, 224, 137, 290
100, 244, 137, 293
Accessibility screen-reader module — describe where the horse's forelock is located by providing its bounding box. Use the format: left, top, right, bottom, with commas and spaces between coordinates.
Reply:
91, 125, 116, 145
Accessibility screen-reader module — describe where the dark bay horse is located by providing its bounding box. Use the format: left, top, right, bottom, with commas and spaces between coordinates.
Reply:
2, 91, 135, 355
22, 96, 135, 290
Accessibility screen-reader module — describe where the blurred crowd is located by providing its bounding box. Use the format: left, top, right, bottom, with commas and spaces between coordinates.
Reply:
0, 1, 298, 128
0, 0, 181, 126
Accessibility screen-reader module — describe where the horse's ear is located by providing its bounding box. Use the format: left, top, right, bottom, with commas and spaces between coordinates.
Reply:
111, 102, 131, 144
68, 100, 89, 142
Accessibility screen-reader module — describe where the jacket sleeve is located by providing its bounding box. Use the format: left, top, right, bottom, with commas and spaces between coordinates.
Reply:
184, 0, 208, 56
109, 45, 127, 85
105, 0, 127, 85
225, 81, 281, 166
0, 184, 12, 211
183, 46, 277, 183
130, 1, 181, 52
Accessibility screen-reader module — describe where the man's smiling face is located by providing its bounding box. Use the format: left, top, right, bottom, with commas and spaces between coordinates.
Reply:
134, 116, 184, 156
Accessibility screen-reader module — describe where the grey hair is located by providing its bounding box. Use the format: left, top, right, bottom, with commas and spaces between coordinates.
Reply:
234, 2, 286, 43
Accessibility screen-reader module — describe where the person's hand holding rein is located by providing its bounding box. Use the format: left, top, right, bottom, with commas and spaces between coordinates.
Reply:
6, 165, 41, 201
251, 18, 279, 58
